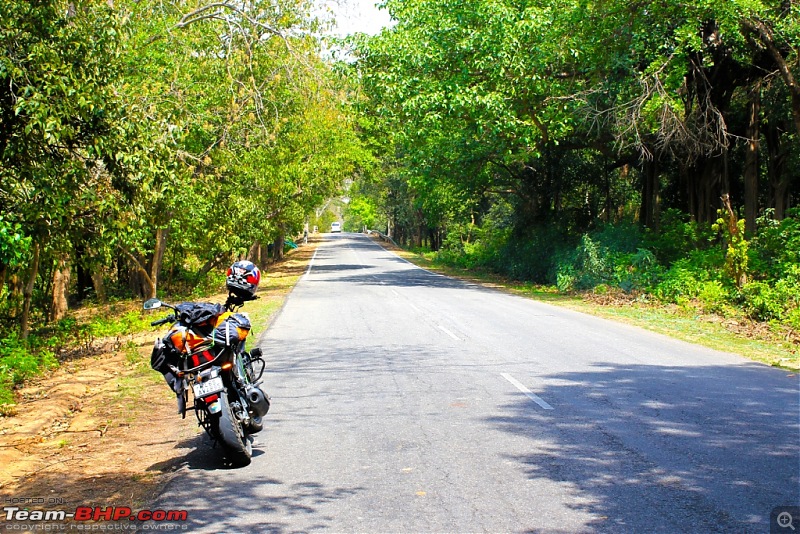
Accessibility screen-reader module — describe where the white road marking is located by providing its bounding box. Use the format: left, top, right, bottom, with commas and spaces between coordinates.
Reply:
438, 325, 460, 341
303, 247, 320, 280
501, 373, 554, 410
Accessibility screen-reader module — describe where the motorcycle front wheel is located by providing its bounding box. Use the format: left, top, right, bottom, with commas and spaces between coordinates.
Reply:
212, 390, 252, 467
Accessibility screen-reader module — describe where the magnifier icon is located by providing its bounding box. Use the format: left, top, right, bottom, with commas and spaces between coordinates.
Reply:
778, 511, 796, 531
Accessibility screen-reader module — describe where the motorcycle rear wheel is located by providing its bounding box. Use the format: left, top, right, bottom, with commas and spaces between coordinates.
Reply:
245, 414, 263, 434
213, 391, 252, 467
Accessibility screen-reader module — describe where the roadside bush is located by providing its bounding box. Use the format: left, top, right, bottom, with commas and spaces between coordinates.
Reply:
612, 248, 662, 292
644, 208, 715, 265
0, 332, 58, 406
431, 208, 799, 330
653, 248, 725, 304
555, 234, 615, 291
739, 281, 784, 321
697, 281, 734, 315
88, 311, 150, 340
556, 229, 660, 293
750, 208, 800, 280
497, 225, 573, 283
785, 308, 800, 331
435, 200, 518, 272
739, 265, 800, 322
775, 266, 800, 313
591, 220, 642, 255
653, 260, 704, 304
436, 223, 495, 269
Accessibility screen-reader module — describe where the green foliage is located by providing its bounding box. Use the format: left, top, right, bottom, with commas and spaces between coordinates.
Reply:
0, 215, 30, 269
480, 220, 559, 282
653, 248, 725, 304
712, 211, 749, 288
557, 234, 613, 291
739, 264, 800, 322
346, 196, 380, 231
750, 209, 800, 280
613, 248, 662, 293
1, 0, 136, 244
0, 332, 58, 405
111, 0, 369, 296
739, 281, 786, 322
653, 261, 705, 304
88, 311, 150, 340
353, 0, 799, 316
189, 271, 228, 300
1, 0, 368, 332
644, 209, 715, 265
697, 281, 733, 315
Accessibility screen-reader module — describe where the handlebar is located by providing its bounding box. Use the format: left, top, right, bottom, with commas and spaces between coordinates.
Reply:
150, 314, 176, 327
145, 292, 255, 325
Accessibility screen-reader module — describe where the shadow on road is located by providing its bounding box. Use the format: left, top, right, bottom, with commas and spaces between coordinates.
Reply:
146, 432, 269, 473
147, 455, 365, 532
485, 362, 800, 533
322, 268, 485, 291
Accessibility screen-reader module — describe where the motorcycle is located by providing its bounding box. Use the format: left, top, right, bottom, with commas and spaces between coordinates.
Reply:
144, 293, 270, 467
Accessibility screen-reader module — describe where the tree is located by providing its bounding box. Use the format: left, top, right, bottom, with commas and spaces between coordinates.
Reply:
354, 0, 799, 250
0, 0, 141, 333
115, 0, 366, 295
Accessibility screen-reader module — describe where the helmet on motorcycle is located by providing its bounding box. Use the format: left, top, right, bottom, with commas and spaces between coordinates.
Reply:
226, 260, 261, 299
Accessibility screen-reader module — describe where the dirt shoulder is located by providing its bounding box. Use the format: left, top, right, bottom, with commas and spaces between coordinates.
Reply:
0, 240, 317, 513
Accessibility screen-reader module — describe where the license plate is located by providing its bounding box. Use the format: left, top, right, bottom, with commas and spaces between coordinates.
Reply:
193, 376, 224, 398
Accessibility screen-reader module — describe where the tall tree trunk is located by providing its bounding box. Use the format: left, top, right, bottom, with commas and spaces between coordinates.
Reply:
20, 242, 41, 338
743, 19, 800, 136
119, 248, 155, 300
247, 241, 261, 263
91, 267, 106, 304
259, 243, 269, 269
50, 253, 71, 322
744, 82, 761, 236
640, 160, 660, 230
75, 245, 92, 301
148, 227, 169, 298
603, 168, 612, 223
272, 229, 285, 263
688, 156, 726, 223
765, 121, 791, 220
721, 193, 748, 288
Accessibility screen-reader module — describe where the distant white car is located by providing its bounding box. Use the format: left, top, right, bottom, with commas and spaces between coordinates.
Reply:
330, 222, 342, 233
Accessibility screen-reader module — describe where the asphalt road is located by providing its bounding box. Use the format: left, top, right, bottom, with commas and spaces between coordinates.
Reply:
152, 233, 800, 533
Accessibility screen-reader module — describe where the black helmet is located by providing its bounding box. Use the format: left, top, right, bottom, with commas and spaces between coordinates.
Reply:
226, 260, 261, 299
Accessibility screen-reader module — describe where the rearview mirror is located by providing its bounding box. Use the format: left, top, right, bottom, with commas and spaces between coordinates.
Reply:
143, 298, 163, 310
